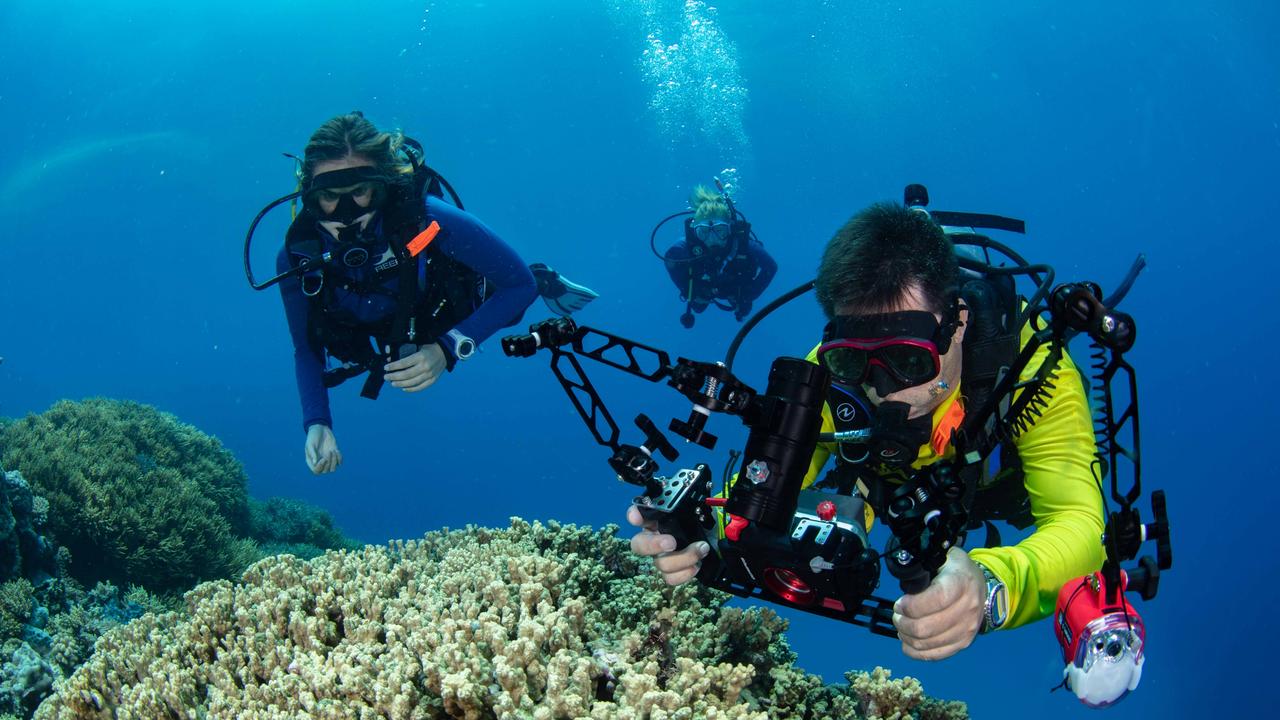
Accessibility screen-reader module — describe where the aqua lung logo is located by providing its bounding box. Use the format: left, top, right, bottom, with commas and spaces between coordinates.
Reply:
836, 403, 858, 423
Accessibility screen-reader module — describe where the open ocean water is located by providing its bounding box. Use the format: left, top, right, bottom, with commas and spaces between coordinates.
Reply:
1, 0, 1276, 716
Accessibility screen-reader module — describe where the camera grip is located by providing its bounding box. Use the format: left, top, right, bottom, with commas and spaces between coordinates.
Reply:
637, 504, 703, 552
633, 464, 715, 551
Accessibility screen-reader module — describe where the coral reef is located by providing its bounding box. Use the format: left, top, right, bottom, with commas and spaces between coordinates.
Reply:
0, 644, 53, 719
249, 496, 362, 560
0, 399, 362, 717
0, 472, 56, 586
847, 667, 967, 720
0, 582, 33, 642
0, 580, 168, 719
35, 519, 964, 719
0, 399, 258, 594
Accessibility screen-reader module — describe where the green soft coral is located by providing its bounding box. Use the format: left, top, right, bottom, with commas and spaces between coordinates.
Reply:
0, 399, 257, 594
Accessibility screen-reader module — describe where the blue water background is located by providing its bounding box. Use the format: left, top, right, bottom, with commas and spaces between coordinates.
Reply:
2, 0, 1276, 716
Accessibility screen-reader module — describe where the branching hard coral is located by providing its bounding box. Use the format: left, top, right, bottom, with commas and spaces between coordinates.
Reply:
0, 399, 258, 594
0, 582, 33, 642
248, 496, 360, 559
33, 519, 965, 720
845, 666, 967, 720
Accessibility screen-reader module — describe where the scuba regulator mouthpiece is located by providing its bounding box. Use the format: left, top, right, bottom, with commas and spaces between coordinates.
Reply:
869, 401, 932, 466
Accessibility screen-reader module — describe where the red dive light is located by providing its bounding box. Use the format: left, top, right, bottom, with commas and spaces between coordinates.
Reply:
1054, 570, 1146, 708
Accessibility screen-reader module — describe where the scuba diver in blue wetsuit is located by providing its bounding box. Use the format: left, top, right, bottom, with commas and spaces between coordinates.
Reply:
654, 183, 777, 328
245, 112, 598, 474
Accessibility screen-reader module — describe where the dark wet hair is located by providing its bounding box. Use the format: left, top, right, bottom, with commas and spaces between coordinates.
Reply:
301, 111, 407, 182
815, 202, 958, 318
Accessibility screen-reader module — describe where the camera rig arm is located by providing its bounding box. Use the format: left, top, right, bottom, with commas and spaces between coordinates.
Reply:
502, 317, 898, 636
500, 317, 759, 476
1050, 282, 1171, 603
951, 277, 1169, 603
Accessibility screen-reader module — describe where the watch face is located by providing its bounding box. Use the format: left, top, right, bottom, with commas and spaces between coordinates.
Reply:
448, 330, 476, 360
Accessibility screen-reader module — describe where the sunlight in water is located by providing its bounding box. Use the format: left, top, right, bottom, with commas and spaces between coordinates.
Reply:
607, 0, 750, 163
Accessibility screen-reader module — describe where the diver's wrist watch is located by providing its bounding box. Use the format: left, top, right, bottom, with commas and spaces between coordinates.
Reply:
976, 561, 1008, 634
443, 329, 477, 362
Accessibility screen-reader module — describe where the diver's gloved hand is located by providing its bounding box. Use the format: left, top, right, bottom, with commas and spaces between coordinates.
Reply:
680, 311, 695, 329
892, 547, 986, 660
384, 343, 447, 392
530, 263, 599, 317
734, 299, 752, 322
626, 505, 710, 586
304, 423, 343, 475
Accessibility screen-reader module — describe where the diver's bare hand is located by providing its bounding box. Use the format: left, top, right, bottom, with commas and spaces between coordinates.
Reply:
384, 343, 447, 392
627, 505, 710, 586
892, 546, 986, 660
304, 424, 342, 475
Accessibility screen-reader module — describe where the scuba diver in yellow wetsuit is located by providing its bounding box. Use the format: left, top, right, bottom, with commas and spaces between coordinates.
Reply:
630, 199, 1103, 659
505, 183, 1167, 706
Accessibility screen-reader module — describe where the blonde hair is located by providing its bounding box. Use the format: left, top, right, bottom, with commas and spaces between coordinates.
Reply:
689, 185, 730, 222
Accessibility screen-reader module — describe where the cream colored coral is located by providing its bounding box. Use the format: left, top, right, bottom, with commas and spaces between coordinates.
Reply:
33, 520, 763, 719
35, 519, 963, 720
850, 666, 925, 720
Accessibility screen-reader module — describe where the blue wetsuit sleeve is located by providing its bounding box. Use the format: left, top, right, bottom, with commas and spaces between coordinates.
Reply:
276, 247, 333, 431
427, 198, 537, 353
740, 240, 777, 302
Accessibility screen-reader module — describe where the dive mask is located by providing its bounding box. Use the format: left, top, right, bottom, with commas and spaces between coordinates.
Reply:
693, 219, 732, 245
687, 218, 733, 256
817, 308, 957, 396
303, 166, 390, 225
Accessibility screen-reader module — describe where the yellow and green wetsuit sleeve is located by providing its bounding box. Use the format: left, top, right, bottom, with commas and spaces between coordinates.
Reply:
968, 332, 1104, 630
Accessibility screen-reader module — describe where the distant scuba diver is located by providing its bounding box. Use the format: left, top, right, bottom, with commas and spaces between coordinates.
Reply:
244, 111, 598, 474
652, 181, 777, 328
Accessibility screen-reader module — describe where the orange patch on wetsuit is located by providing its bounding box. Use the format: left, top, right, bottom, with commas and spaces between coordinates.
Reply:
932, 398, 966, 457
406, 220, 441, 256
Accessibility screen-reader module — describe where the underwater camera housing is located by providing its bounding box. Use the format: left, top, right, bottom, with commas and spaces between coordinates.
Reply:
701, 484, 886, 628
652, 356, 889, 630
501, 320, 896, 633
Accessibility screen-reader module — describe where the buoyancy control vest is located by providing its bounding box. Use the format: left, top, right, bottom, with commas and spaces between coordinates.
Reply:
283, 145, 490, 398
